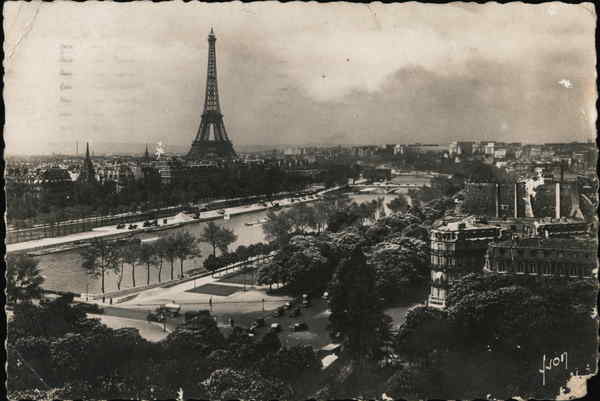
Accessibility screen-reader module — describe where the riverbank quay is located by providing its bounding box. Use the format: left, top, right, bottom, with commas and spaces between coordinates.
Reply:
76, 258, 291, 332
77, 253, 274, 303
6, 189, 336, 255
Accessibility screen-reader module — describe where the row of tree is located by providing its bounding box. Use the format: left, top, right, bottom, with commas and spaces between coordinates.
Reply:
7, 293, 322, 400
7, 160, 355, 227
80, 221, 238, 294
257, 201, 439, 302
390, 273, 597, 399
262, 195, 388, 246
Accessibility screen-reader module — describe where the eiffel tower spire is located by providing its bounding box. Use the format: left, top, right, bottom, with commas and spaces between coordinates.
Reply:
187, 28, 236, 160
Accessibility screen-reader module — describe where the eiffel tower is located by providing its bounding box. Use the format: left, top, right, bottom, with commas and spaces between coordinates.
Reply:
187, 28, 237, 160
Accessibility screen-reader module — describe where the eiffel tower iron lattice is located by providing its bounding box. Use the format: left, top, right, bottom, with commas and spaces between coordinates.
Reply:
187, 28, 236, 159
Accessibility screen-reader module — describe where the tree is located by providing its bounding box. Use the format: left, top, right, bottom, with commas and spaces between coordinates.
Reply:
257, 235, 334, 295
121, 241, 140, 288
199, 222, 237, 257
163, 311, 225, 357
138, 243, 158, 287
392, 274, 597, 399
8, 294, 92, 342
155, 237, 169, 283
163, 235, 178, 281
312, 200, 333, 233
6, 254, 45, 304
80, 239, 119, 296
262, 210, 294, 246
328, 247, 393, 366
200, 222, 222, 257
288, 205, 313, 233
202, 369, 291, 401
394, 306, 452, 362
173, 231, 200, 279
257, 260, 285, 290
387, 194, 409, 214
259, 345, 321, 382
113, 247, 128, 291
216, 226, 237, 255
368, 239, 430, 302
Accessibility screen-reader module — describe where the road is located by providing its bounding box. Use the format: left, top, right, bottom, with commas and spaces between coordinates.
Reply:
7, 193, 322, 254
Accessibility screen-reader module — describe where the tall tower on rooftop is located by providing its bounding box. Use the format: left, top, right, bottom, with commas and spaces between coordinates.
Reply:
187, 28, 236, 160
78, 142, 96, 183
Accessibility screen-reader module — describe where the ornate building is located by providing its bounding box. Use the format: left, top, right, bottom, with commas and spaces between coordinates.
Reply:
428, 217, 504, 309
187, 29, 236, 160
484, 238, 596, 278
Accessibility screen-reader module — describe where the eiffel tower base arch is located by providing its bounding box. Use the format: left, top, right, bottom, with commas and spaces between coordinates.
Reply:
187, 139, 236, 159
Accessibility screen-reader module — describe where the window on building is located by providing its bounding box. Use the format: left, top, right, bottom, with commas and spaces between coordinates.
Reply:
569, 265, 576, 276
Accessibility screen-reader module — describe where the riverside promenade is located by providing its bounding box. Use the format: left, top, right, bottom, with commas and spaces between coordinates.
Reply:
7, 191, 329, 254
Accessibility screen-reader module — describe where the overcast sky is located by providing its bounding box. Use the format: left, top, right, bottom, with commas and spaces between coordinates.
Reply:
3, 1, 597, 155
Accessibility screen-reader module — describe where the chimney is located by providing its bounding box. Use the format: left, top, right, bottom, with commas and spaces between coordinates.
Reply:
513, 182, 518, 218
495, 183, 500, 218
555, 182, 561, 219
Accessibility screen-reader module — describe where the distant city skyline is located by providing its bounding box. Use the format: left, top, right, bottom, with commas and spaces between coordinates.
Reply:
4, 2, 596, 155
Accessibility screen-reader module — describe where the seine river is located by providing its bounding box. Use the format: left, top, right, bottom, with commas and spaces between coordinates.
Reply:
36, 181, 428, 294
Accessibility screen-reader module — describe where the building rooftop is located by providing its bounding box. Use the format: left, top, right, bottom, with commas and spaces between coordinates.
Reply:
533, 218, 587, 226
492, 238, 596, 250
433, 216, 499, 232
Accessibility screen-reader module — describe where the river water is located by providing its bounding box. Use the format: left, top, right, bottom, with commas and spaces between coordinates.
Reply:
36, 189, 423, 294
38, 208, 275, 294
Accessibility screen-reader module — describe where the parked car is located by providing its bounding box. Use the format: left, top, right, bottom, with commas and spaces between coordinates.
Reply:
217, 209, 226, 215
116, 223, 125, 229
301, 293, 311, 308
249, 318, 265, 333
270, 323, 282, 333
147, 311, 166, 323
273, 306, 285, 317
184, 310, 208, 323
160, 303, 181, 317
128, 224, 138, 230
290, 308, 301, 317
292, 322, 308, 332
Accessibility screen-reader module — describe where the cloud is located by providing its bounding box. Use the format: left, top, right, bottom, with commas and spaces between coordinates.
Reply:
558, 79, 573, 89
3, 1, 596, 154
